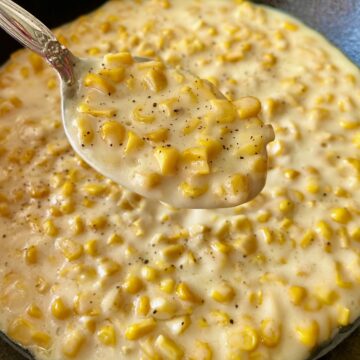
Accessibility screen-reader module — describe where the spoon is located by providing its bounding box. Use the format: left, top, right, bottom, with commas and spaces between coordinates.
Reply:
0, 0, 274, 209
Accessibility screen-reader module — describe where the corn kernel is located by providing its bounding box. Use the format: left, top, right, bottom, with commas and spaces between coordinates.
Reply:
107, 233, 123, 245
315, 220, 333, 240
125, 318, 157, 340
210, 283, 235, 303
141, 265, 158, 282
160, 278, 175, 293
84, 73, 115, 94
260, 319, 281, 348
27, 304, 42, 318
146, 128, 169, 142
123, 274, 143, 294
101, 121, 125, 145
176, 282, 199, 302
56, 238, 83, 261
43, 219, 58, 237
337, 305, 351, 326
288, 286, 307, 306
31, 331, 51, 349
154, 146, 179, 175
99, 67, 125, 83
228, 327, 258, 352
84, 239, 98, 257
190, 341, 212, 360
24, 245, 38, 264
62, 330, 85, 358
132, 105, 155, 123
104, 52, 133, 66
180, 181, 208, 198
295, 320, 319, 348
330, 207, 352, 224
97, 324, 116, 346
143, 68, 167, 92
136, 295, 150, 316
155, 334, 184, 360
208, 99, 237, 123
8, 318, 33, 346
234, 96, 261, 119
124, 131, 144, 153
51, 297, 71, 320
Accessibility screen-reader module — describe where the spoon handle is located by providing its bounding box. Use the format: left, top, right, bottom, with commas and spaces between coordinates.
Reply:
0, 0, 76, 85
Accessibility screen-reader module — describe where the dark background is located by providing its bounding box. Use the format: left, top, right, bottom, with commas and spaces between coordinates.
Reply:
0, 0, 360, 359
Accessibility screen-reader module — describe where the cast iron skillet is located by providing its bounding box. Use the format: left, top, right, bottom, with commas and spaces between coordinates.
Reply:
0, 0, 359, 359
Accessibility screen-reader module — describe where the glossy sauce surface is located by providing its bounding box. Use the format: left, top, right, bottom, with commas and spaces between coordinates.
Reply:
0, 1, 360, 360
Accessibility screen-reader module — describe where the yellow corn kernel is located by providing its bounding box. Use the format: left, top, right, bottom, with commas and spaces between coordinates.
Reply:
101, 121, 125, 145
166, 315, 191, 336
124, 131, 144, 153
56, 238, 83, 261
279, 199, 294, 213
330, 207, 352, 224
300, 229, 315, 248
123, 274, 143, 294
314, 287, 338, 305
337, 306, 351, 326
104, 52, 133, 66
234, 96, 261, 119
60, 180, 74, 197
51, 297, 71, 320
154, 146, 179, 175
43, 219, 58, 237
141, 265, 157, 282
159, 97, 179, 117
28, 53, 44, 72
143, 68, 167, 92
208, 99, 237, 123
155, 334, 184, 360
75, 117, 94, 145
97, 324, 116, 346
136, 295, 150, 316
27, 304, 42, 318
211, 240, 232, 254
210, 283, 235, 303
180, 181, 208, 198
352, 132, 360, 148
229, 327, 258, 352
106, 233, 123, 245
8, 318, 33, 346
315, 220, 333, 240
82, 183, 107, 196
135, 171, 162, 189
339, 119, 359, 129
71, 216, 85, 235
295, 320, 319, 348
89, 215, 107, 230
84, 239, 98, 257
183, 118, 201, 135
182, 146, 209, 175
160, 278, 175, 294
87, 47, 100, 56
132, 105, 155, 123
197, 137, 222, 159
146, 128, 169, 142
84, 73, 115, 94
283, 168, 300, 180
161, 244, 185, 260
31, 331, 51, 349
99, 67, 125, 83
283, 21, 298, 31
125, 318, 157, 340
24, 245, 38, 264
335, 262, 353, 288
260, 319, 281, 348
248, 290, 263, 307
190, 341, 212, 360
176, 282, 198, 302
229, 174, 249, 195
288, 286, 307, 306
77, 103, 116, 118
62, 330, 85, 358
98, 258, 121, 276
60, 199, 75, 214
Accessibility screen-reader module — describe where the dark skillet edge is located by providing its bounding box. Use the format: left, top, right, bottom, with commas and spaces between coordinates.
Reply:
0, 331, 33, 360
